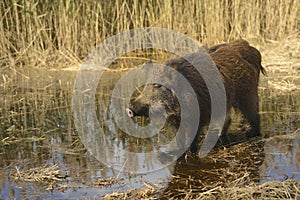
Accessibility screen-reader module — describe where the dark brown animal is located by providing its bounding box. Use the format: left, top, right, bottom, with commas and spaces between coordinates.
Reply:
126, 39, 266, 153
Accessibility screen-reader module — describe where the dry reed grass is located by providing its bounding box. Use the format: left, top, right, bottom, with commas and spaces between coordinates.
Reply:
1, 0, 299, 68
97, 170, 300, 200
12, 164, 66, 190
189, 180, 300, 200
103, 182, 160, 200
0, 134, 45, 145
260, 34, 300, 92
262, 34, 300, 74
13, 164, 61, 182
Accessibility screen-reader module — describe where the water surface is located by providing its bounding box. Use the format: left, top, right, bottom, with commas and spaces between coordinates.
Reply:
0, 67, 299, 199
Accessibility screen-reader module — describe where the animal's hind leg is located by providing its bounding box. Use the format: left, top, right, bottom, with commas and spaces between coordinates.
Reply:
217, 115, 232, 146
238, 93, 262, 137
222, 115, 232, 135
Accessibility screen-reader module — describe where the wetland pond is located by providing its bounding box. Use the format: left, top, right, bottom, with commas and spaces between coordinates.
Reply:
0, 63, 299, 199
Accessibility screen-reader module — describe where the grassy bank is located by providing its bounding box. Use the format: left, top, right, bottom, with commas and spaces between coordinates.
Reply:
1, 0, 299, 68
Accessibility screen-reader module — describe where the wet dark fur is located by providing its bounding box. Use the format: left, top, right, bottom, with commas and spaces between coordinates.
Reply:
129, 39, 266, 153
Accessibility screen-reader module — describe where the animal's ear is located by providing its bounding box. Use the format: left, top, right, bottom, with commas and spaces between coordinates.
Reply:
198, 46, 209, 53
146, 59, 153, 66
143, 59, 153, 71
146, 59, 153, 67
200, 45, 209, 52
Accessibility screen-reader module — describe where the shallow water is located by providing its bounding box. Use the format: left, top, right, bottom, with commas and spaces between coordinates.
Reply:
0, 67, 299, 199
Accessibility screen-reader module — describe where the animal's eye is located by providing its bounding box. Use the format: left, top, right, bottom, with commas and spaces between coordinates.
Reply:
153, 83, 162, 88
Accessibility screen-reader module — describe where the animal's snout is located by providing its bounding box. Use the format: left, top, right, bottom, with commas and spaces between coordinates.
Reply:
126, 107, 135, 118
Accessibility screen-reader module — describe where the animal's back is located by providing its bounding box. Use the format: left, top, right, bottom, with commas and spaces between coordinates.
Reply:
209, 39, 265, 135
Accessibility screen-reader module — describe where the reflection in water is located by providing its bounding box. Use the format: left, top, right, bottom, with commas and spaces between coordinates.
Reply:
74, 69, 178, 174
0, 68, 299, 199
260, 131, 300, 183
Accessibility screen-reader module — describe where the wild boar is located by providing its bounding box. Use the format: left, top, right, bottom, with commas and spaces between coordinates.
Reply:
126, 39, 266, 153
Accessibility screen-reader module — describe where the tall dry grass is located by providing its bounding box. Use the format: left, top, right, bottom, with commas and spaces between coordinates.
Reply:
0, 0, 299, 68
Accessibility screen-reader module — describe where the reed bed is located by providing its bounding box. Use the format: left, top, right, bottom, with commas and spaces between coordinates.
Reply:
1, 0, 299, 68
1, 1, 300, 199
